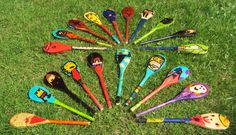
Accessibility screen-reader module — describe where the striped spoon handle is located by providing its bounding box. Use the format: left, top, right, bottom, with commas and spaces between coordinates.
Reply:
138, 117, 190, 123
72, 46, 108, 51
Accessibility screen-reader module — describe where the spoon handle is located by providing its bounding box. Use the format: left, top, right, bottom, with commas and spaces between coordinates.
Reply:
76, 36, 96, 44
129, 19, 146, 43
130, 84, 166, 112
137, 117, 190, 123
54, 99, 95, 121
112, 21, 123, 42
139, 35, 175, 46
88, 30, 116, 45
135, 99, 177, 117
116, 72, 124, 105
72, 46, 108, 51
49, 119, 90, 125
125, 74, 150, 106
64, 88, 96, 115
100, 24, 120, 44
80, 82, 104, 111
134, 27, 158, 44
98, 75, 112, 108
125, 20, 129, 43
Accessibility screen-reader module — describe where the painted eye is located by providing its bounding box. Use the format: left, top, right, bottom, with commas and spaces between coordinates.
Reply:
211, 115, 215, 117
215, 123, 219, 126
193, 118, 200, 121
69, 66, 75, 69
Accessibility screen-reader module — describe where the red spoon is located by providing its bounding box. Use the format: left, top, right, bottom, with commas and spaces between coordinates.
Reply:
68, 18, 116, 45
121, 7, 135, 43
43, 42, 108, 54
87, 53, 112, 108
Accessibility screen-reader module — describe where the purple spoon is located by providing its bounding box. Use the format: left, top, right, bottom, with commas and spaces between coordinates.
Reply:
135, 82, 209, 117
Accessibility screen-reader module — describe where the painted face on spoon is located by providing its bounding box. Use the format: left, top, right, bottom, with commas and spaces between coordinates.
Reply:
191, 113, 230, 130
63, 61, 77, 73
148, 56, 164, 71
189, 84, 208, 95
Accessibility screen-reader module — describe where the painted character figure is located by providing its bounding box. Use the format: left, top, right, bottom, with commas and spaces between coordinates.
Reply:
141, 9, 154, 19
34, 89, 51, 102
189, 84, 208, 96
45, 72, 66, 90
190, 113, 230, 130
84, 12, 102, 25
45, 74, 56, 86
168, 67, 182, 79
178, 83, 209, 99
62, 61, 77, 74
92, 57, 102, 66
148, 56, 164, 71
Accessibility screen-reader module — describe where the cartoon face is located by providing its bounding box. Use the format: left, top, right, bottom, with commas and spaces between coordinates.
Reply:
92, 57, 102, 66
56, 30, 68, 37
141, 9, 154, 20
10, 113, 34, 127
189, 84, 208, 95
62, 61, 77, 73
45, 74, 56, 86
148, 56, 164, 71
201, 113, 230, 130
84, 12, 102, 25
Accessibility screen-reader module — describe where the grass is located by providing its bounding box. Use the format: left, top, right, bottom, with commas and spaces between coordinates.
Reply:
0, 0, 235, 134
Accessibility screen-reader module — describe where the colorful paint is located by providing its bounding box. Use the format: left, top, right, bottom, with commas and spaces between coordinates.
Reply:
129, 9, 154, 42
10, 113, 90, 128
135, 82, 209, 117
139, 29, 197, 46
28, 86, 95, 121
121, 6, 134, 43
87, 53, 112, 108
115, 49, 132, 105
103, 9, 123, 42
130, 66, 190, 112
44, 71, 96, 115
61, 60, 104, 111
84, 12, 120, 43
138, 113, 230, 130
134, 18, 174, 44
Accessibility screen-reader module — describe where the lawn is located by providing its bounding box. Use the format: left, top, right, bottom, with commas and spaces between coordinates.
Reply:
0, 0, 235, 134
